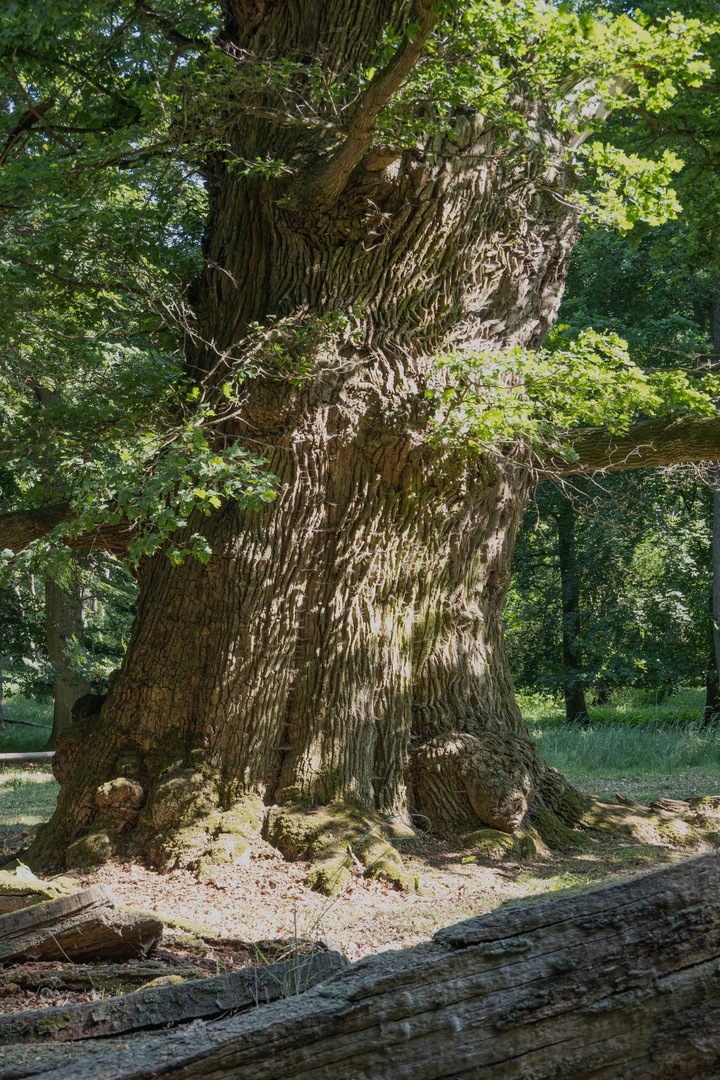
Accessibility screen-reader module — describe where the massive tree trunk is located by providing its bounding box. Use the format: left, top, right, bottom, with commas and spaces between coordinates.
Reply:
27, 0, 582, 878
17, 1, 720, 879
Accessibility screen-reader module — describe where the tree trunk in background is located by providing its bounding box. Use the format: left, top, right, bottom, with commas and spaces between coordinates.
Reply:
29, 0, 585, 876
44, 575, 90, 750
556, 496, 589, 724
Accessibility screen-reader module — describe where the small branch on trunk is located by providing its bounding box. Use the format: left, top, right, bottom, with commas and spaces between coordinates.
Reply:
546, 413, 720, 475
297, 2, 435, 206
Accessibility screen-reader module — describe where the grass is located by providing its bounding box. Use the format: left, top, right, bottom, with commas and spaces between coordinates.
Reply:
0, 767, 59, 840
0, 697, 53, 753
519, 686, 720, 803
0, 698, 58, 849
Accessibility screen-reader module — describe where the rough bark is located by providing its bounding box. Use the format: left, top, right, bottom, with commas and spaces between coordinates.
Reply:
5, 854, 720, 1080
0, 959, 206, 995
0, 950, 347, 1044
556, 495, 589, 724
0, 886, 163, 964
0, 507, 131, 558
552, 413, 720, 474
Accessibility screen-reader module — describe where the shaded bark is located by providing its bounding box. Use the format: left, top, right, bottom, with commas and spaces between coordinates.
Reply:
8, 853, 720, 1080
0, 507, 131, 557
552, 413, 720, 475
0, 949, 347, 1044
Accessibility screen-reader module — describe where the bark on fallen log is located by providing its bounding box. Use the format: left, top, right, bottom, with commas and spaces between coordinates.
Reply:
0, 885, 162, 963
0, 950, 347, 1043
0, 868, 76, 915
0, 959, 206, 995
7, 852, 720, 1080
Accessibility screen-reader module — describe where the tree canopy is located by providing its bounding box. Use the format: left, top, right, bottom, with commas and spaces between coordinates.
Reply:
2, 0, 720, 571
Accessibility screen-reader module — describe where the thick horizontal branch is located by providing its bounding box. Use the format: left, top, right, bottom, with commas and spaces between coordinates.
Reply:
549, 413, 720, 475
0, 507, 132, 557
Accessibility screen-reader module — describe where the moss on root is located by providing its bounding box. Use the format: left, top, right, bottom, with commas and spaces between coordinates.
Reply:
267, 803, 415, 895
65, 832, 115, 869
140, 791, 265, 876
464, 824, 550, 860
464, 792, 712, 865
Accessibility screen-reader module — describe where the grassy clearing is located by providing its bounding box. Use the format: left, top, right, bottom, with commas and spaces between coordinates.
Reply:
0, 699, 58, 855
519, 686, 720, 803
0, 767, 59, 850
0, 698, 53, 754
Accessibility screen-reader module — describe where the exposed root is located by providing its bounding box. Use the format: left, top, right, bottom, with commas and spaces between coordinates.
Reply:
463, 794, 720, 864
267, 803, 416, 895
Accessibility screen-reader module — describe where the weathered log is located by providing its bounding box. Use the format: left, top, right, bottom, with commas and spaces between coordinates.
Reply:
0, 959, 206, 996
0, 885, 162, 963
650, 797, 691, 814
0, 869, 76, 916
7, 853, 720, 1080
0, 864, 78, 915
0, 950, 348, 1043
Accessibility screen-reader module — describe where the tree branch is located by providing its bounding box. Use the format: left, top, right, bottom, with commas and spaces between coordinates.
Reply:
547, 414, 720, 475
297, 1, 435, 205
0, 507, 132, 557
0, 98, 55, 167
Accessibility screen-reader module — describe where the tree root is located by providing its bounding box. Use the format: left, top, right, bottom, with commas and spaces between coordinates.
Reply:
267, 803, 416, 895
463, 794, 720, 862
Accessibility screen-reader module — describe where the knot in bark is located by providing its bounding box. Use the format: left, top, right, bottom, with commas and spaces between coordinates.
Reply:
95, 778, 146, 828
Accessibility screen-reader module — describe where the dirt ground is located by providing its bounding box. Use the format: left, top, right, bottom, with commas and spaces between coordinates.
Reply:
1, 803, 709, 976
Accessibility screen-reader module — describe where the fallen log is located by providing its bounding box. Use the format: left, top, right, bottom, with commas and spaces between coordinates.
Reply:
0, 717, 50, 729
0, 868, 76, 915
0, 752, 55, 763
8, 852, 720, 1080
0, 885, 162, 963
0, 949, 347, 1043
0, 958, 206, 996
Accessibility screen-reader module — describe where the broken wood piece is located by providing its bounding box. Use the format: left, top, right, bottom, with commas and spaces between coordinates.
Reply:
0, 949, 348, 1043
0, 885, 162, 964
0, 958, 206, 996
0, 867, 76, 916
650, 797, 691, 814
16, 852, 720, 1080
613, 792, 649, 810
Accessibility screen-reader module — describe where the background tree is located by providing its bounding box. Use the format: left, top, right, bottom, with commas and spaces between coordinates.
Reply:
1, 0, 719, 887
507, 220, 716, 712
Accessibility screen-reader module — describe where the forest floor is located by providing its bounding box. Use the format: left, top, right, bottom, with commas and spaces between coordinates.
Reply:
2, 689, 720, 974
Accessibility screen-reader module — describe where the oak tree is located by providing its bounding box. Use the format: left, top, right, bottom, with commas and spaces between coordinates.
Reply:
2, 0, 719, 884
